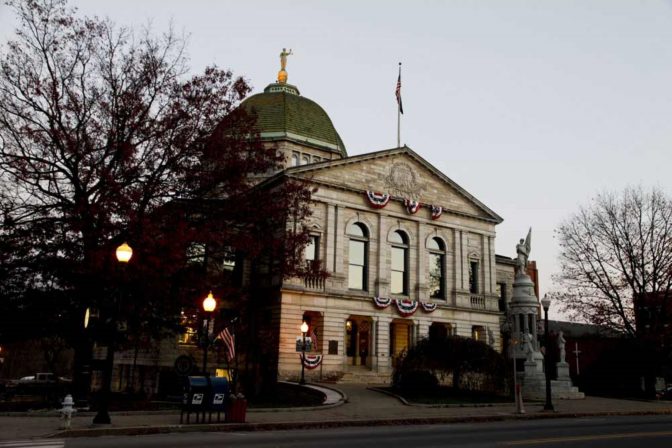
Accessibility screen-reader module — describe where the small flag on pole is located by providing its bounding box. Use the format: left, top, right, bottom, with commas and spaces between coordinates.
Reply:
395, 66, 403, 115
216, 327, 236, 362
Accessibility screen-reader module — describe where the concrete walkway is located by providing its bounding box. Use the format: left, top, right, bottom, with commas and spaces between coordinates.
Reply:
2, 384, 672, 441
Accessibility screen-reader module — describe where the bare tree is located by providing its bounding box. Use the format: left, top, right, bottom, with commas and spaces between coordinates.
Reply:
0, 0, 319, 374
554, 186, 672, 336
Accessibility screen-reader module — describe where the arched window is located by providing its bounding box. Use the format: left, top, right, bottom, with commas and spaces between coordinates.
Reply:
390, 230, 409, 295
291, 152, 300, 167
348, 223, 368, 290
301, 154, 310, 165
428, 237, 445, 299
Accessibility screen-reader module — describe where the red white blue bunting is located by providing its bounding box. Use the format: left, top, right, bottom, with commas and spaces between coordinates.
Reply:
430, 205, 443, 220
394, 299, 419, 316
373, 296, 392, 308
420, 302, 438, 312
404, 199, 421, 214
301, 354, 323, 369
372, 297, 437, 316
366, 191, 391, 209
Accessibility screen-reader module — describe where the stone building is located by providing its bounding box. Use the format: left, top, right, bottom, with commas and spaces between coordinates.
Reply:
238, 77, 518, 383
110, 70, 523, 390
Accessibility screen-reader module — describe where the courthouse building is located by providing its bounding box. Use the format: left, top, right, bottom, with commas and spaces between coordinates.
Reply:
112, 66, 522, 390
237, 73, 518, 383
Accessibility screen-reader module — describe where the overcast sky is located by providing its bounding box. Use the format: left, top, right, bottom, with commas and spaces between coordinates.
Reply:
2, 0, 672, 318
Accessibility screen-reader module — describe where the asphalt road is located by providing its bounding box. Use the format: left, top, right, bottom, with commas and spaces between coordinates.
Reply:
5, 415, 672, 448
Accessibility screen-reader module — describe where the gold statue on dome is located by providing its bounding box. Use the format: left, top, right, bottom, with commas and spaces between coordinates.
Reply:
277, 48, 293, 84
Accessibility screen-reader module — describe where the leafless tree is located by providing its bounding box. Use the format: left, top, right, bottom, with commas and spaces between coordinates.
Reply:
554, 186, 672, 336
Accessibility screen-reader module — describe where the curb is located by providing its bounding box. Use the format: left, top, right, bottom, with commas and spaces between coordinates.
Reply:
368, 387, 523, 409
49, 408, 672, 439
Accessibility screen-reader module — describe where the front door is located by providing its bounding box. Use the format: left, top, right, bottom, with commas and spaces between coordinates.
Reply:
359, 330, 369, 366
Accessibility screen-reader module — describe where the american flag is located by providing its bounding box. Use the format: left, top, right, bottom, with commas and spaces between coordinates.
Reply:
309, 327, 318, 351
395, 70, 403, 114
216, 327, 236, 362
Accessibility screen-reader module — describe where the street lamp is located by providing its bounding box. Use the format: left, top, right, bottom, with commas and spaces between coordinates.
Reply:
115, 242, 133, 263
202, 291, 217, 376
93, 242, 133, 424
541, 294, 554, 411
299, 321, 309, 385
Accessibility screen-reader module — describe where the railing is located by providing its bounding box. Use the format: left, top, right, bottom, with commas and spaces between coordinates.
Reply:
304, 275, 325, 290
470, 294, 486, 310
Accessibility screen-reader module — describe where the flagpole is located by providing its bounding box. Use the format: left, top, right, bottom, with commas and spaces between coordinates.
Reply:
397, 62, 401, 148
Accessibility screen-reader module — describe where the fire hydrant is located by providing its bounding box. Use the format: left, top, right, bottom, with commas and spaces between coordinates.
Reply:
59, 394, 76, 429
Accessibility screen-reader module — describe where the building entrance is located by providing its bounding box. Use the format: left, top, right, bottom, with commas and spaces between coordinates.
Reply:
345, 316, 372, 368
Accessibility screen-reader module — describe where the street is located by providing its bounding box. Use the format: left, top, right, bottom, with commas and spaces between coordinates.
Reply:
5, 415, 672, 448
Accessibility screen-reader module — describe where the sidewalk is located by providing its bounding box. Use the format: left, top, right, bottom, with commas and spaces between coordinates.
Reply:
2, 384, 672, 440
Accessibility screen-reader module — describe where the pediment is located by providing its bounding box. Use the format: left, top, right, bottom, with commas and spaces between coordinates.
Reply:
286, 146, 502, 223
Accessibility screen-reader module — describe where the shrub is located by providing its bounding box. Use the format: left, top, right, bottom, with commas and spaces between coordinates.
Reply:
394, 336, 506, 394
396, 370, 439, 394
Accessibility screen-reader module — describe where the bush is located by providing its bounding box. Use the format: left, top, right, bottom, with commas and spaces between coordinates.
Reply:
396, 370, 439, 394
394, 336, 506, 394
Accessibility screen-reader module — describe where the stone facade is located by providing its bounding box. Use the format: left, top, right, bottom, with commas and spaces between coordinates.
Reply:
109, 81, 522, 391
275, 147, 515, 383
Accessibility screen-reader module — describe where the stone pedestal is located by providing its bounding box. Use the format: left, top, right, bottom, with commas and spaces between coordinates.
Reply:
552, 361, 584, 399
521, 352, 547, 400
556, 362, 570, 380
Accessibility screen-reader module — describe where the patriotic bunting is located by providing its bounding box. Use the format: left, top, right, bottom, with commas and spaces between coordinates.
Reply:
301, 354, 323, 369
420, 302, 438, 313
373, 296, 393, 308
404, 199, 421, 214
430, 205, 443, 220
366, 191, 391, 209
394, 298, 419, 316
372, 296, 437, 315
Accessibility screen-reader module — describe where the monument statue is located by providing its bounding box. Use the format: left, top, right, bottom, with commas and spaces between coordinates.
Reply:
515, 228, 532, 277
277, 48, 293, 84
522, 332, 535, 361
557, 330, 566, 362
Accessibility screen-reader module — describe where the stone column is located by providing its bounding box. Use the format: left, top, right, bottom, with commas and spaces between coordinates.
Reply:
376, 214, 388, 297
376, 316, 392, 373
325, 204, 336, 272
334, 206, 344, 274
453, 229, 462, 292
461, 231, 469, 291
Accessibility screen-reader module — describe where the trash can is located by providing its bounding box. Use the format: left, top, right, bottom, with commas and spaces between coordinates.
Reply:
181, 376, 209, 424
208, 377, 229, 423
226, 394, 247, 423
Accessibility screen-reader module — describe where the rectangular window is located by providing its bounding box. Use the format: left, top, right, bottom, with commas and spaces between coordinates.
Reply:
348, 240, 366, 290
177, 309, 199, 345
469, 261, 479, 293
497, 282, 507, 312
472, 325, 486, 343
305, 235, 319, 262
429, 253, 444, 298
222, 246, 236, 272
391, 246, 407, 294
186, 243, 206, 265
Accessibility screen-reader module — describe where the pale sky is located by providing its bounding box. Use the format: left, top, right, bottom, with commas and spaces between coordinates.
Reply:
2, 1, 672, 318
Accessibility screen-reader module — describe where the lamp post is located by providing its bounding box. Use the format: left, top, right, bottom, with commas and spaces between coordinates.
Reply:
299, 321, 308, 385
93, 242, 133, 424
541, 294, 554, 411
202, 291, 217, 376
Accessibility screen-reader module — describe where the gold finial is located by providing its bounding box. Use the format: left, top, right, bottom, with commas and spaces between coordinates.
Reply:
278, 48, 293, 84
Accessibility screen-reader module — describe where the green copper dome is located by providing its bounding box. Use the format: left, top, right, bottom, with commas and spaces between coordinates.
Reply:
241, 83, 347, 156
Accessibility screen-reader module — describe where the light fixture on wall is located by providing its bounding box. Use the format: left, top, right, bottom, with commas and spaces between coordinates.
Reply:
346, 320, 352, 332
